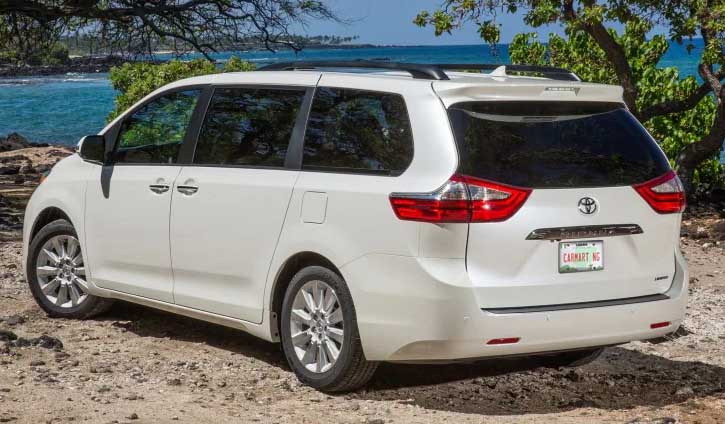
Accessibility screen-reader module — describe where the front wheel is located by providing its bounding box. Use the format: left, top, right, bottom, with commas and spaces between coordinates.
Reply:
280, 266, 377, 392
26, 219, 113, 319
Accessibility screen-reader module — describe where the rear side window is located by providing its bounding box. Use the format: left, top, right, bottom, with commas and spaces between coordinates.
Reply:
448, 102, 671, 188
194, 87, 306, 167
115, 89, 200, 164
302, 87, 413, 175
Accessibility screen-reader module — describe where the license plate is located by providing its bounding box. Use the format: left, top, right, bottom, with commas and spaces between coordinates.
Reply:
559, 241, 604, 273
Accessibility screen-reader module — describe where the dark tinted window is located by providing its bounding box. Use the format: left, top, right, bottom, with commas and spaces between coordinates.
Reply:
303, 87, 413, 175
194, 87, 305, 167
115, 90, 200, 164
448, 102, 671, 188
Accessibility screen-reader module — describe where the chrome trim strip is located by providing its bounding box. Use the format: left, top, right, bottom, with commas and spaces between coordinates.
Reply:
526, 224, 643, 241
482, 293, 669, 314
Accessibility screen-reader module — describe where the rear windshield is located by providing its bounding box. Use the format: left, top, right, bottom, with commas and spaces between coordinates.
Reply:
447, 102, 671, 188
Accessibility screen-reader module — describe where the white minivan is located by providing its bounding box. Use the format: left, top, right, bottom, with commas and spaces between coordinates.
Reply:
23, 62, 688, 392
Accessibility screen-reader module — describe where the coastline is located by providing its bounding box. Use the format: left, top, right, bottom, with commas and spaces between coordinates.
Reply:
0, 43, 382, 78
0, 56, 133, 78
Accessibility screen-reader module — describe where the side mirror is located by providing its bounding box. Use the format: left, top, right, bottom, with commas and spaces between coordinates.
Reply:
78, 135, 108, 164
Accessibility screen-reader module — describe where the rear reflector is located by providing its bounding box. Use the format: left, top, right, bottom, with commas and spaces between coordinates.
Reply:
650, 321, 671, 329
633, 170, 685, 214
390, 175, 531, 223
486, 337, 521, 345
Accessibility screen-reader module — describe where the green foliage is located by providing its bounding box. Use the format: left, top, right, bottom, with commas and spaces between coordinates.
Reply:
0, 43, 69, 66
107, 57, 255, 122
42, 44, 70, 66
509, 25, 724, 194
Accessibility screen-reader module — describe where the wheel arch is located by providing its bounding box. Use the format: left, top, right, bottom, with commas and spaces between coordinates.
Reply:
30, 206, 74, 242
268, 251, 343, 340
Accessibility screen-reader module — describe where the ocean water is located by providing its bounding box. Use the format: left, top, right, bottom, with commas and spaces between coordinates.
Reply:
0, 42, 706, 146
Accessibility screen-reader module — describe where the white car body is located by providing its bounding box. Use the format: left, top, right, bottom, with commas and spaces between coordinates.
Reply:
23, 66, 687, 364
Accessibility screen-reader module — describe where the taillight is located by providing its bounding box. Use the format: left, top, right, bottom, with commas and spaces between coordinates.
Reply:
390, 175, 531, 223
633, 170, 686, 214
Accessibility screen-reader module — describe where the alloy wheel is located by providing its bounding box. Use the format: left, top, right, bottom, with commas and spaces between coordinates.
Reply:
289, 280, 345, 373
35, 234, 89, 308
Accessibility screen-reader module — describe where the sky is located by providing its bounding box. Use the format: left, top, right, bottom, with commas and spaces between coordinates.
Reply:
299, 0, 668, 45
300, 0, 566, 45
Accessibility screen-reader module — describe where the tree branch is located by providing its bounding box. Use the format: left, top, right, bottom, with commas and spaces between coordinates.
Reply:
561, 1, 639, 113
0, 0, 341, 58
639, 78, 718, 121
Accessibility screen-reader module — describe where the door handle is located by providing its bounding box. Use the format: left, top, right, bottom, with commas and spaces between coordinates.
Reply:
177, 185, 199, 196
149, 184, 170, 194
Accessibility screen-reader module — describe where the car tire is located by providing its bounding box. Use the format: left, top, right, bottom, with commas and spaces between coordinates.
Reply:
26, 219, 114, 319
537, 347, 604, 368
280, 265, 378, 392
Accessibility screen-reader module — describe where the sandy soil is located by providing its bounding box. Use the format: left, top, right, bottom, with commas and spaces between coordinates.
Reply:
0, 148, 724, 424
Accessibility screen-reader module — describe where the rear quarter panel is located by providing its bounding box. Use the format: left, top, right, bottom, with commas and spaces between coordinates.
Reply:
264, 75, 460, 315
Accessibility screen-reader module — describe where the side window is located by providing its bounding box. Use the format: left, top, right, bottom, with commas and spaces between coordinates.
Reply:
114, 89, 200, 164
194, 87, 306, 167
302, 87, 414, 175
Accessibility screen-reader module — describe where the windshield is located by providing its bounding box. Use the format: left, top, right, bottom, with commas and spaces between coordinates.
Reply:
447, 101, 671, 188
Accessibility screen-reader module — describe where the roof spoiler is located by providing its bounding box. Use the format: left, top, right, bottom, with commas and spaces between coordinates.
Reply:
433, 64, 581, 82
259, 60, 581, 82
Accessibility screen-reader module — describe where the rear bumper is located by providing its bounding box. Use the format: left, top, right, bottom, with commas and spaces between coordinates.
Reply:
341, 249, 687, 362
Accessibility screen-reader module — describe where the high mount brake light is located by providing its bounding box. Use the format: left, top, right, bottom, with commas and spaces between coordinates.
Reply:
389, 175, 531, 223
633, 170, 686, 214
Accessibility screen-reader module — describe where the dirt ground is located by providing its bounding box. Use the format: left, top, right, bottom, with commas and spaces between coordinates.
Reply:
1, 148, 724, 423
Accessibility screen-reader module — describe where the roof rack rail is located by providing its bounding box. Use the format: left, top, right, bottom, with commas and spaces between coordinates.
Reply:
259, 60, 581, 82
259, 60, 450, 80
434, 63, 581, 82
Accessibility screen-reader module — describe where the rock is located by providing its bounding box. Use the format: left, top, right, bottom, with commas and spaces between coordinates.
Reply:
0, 329, 17, 342
9, 335, 63, 350
0, 154, 28, 164
89, 365, 112, 374
365, 419, 385, 424
48, 149, 70, 157
675, 386, 694, 396
29, 360, 45, 367
564, 369, 583, 382
19, 165, 35, 174
4, 315, 25, 326
0, 132, 30, 152
167, 378, 182, 386
652, 418, 677, 424
558, 398, 597, 408
0, 165, 20, 175
127, 413, 139, 420
54, 351, 70, 361
97, 385, 112, 393
122, 393, 143, 401
693, 226, 709, 239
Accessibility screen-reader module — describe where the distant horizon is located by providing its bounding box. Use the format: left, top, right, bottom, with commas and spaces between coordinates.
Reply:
287, 37, 704, 48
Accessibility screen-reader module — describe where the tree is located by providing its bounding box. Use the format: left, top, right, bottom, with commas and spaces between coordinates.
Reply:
415, 0, 725, 197
0, 1, 338, 59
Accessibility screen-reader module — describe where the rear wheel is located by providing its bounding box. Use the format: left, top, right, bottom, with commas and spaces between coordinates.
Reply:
27, 219, 113, 319
280, 266, 377, 392
537, 348, 604, 368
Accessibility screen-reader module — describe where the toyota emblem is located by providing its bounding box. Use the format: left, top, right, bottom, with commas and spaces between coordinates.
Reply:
578, 197, 598, 215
